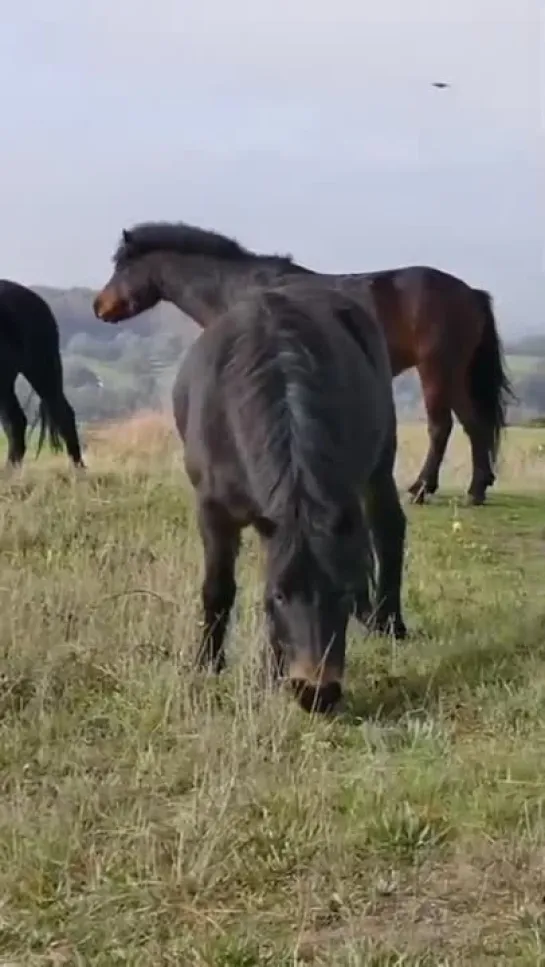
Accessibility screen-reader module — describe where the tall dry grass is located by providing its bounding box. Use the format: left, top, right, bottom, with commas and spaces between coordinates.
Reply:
0, 413, 544, 964
86, 409, 545, 494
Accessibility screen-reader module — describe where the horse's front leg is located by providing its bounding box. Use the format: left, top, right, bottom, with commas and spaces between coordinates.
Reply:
196, 499, 241, 672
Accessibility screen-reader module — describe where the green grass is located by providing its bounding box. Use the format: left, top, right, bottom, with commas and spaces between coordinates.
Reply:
1, 417, 545, 965
506, 353, 545, 376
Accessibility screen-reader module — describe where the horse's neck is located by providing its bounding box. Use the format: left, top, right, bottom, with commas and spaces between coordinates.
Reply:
157, 255, 288, 328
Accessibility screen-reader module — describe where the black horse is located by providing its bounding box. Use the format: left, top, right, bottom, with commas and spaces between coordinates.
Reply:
95, 237, 407, 713
93, 220, 512, 506
0, 280, 84, 469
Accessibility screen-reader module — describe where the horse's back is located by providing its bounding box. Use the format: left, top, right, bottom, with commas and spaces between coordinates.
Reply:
174, 281, 396, 498
0, 280, 62, 391
175, 278, 395, 423
268, 279, 396, 445
0, 279, 53, 314
0, 280, 58, 344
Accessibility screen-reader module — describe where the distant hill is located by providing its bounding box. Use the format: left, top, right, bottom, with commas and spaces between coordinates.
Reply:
506, 334, 545, 357
33, 285, 198, 346
17, 285, 199, 425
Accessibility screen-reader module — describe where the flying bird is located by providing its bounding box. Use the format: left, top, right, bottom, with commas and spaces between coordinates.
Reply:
431, 82, 450, 89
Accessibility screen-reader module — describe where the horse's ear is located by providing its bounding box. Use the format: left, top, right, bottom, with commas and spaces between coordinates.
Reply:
122, 229, 132, 244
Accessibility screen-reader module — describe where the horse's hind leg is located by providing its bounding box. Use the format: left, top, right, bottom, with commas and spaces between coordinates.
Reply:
453, 392, 494, 506
408, 362, 453, 503
353, 574, 374, 626
196, 499, 241, 672
43, 393, 85, 468
0, 387, 27, 468
365, 463, 407, 639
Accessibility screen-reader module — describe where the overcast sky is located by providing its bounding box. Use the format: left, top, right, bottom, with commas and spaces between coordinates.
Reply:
1, 0, 542, 333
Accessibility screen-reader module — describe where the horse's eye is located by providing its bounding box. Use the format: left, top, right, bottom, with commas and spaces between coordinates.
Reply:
273, 589, 286, 607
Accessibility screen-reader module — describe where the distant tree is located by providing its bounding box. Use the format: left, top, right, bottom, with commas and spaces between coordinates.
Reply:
393, 370, 422, 415
66, 333, 121, 362
35, 285, 197, 348
516, 368, 545, 413
64, 360, 101, 389
507, 334, 545, 357
70, 380, 159, 424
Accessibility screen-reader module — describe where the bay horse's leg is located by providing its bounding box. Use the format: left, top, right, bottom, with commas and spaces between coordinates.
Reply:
0, 387, 27, 468
453, 394, 494, 506
408, 363, 453, 503
364, 463, 407, 639
196, 499, 241, 672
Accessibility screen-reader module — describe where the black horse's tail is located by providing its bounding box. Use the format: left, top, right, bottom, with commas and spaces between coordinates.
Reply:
35, 400, 63, 456
468, 289, 514, 468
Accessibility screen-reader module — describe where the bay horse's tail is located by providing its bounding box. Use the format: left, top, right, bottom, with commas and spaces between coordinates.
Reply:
36, 400, 63, 456
468, 289, 514, 468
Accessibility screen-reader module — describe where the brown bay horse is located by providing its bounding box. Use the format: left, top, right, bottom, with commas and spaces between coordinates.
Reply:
93, 221, 513, 504
95, 235, 408, 713
357, 267, 514, 505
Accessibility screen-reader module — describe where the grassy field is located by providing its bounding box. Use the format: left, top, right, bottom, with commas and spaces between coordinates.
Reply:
1, 414, 545, 965
506, 354, 545, 377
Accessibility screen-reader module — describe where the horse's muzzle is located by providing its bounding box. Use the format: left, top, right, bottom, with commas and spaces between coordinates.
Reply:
287, 660, 343, 713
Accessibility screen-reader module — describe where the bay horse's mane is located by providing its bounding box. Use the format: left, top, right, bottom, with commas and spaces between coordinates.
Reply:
113, 221, 297, 271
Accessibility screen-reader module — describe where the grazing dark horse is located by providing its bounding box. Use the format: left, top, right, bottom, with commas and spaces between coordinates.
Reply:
0, 280, 84, 469
93, 220, 513, 505
95, 240, 408, 712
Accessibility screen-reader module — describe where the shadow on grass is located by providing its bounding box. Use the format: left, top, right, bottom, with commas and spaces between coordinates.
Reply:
403, 490, 545, 512
345, 609, 545, 723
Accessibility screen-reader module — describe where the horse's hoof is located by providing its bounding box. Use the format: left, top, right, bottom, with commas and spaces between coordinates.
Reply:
408, 483, 427, 505
375, 616, 408, 641
466, 492, 486, 507
355, 611, 373, 627
195, 650, 226, 674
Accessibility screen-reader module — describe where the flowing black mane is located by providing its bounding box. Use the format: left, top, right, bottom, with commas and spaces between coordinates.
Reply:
114, 220, 297, 271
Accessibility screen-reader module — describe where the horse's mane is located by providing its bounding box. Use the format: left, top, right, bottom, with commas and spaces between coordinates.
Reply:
225, 287, 375, 591
113, 220, 297, 270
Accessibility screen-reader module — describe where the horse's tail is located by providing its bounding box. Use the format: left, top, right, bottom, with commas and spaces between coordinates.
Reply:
468, 289, 514, 469
35, 400, 63, 457
20, 389, 42, 452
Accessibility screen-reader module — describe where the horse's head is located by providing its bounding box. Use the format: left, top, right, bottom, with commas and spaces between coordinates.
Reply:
93, 230, 160, 324
264, 532, 357, 714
